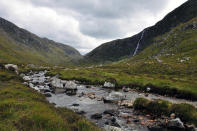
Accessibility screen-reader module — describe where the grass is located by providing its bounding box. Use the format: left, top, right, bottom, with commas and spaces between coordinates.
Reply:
0, 69, 100, 131
0, 29, 80, 66
133, 98, 197, 126
47, 17, 197, 100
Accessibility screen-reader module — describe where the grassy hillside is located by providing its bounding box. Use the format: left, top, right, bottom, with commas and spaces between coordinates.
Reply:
0, 69, 99, 131
47, 17, 197, 100
0, 17, 82, 66
85, 0, 197, 63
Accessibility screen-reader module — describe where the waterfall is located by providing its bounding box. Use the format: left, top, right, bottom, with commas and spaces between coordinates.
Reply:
133, 30, 145, 56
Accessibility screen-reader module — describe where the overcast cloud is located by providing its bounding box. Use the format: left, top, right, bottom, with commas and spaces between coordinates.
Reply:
0, 0, 187, 54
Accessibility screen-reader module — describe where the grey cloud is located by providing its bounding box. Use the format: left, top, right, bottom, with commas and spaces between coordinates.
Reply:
30, 0, 169, 39
31, 0, 168, 18
0, 0, 187, 54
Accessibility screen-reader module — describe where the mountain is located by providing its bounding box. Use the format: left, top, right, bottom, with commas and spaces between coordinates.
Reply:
50, 16, 197, 102
0, 17, 82, 65
85, 0, 197, 63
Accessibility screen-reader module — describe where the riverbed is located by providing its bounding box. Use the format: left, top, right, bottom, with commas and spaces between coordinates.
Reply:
22, 71, 197, 131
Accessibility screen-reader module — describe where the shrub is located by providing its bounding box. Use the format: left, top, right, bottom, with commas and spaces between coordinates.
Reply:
133, 98, 150, 110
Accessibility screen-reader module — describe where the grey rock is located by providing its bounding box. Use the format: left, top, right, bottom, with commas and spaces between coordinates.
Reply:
167, 118, 185, 130
5, 64, 18, 74
104, 82, 115, 88
91, 113, 102, 120
104, 125, 123, 131
44, 93, 52, 97
104, 92, 125, 103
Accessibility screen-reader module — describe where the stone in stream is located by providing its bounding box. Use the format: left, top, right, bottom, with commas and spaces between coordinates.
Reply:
170, 113, 176, 119
72, 103, 79, 107
103, 92, 125, 103
5, 64, 19, 74
104, 82, 115, 88
118, 100, 133, 108
23, 76, 31, 81
64, 81, 78, 95
50, 77, 77, 95
104, 125, 123, 131
104, 118, 120, 128
122, 87, 129, 92
146, 87, 151, 92
91, 113, 102, 120
103, 110, 117, 116
51, 77, 64, 88
44, 93, 52, 97
87, 92, 96, 99
76, 110, 86, 115
185, 125, 197, 131
167, 118, 185, 130
86, 85, 91, 88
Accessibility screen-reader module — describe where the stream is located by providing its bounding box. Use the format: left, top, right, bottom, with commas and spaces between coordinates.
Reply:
22, 71, 197, 131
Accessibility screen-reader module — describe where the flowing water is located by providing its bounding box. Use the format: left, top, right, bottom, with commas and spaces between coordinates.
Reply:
133, 30, 145, 56
23, 71, 197, 131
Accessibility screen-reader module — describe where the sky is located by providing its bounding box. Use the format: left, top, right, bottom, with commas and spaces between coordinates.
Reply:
0, 0, 187, 55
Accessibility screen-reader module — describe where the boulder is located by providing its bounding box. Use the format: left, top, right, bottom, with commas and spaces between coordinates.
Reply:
76, 110, 86, 115
91, 113, 102, 120
64, 81, 77, 90
44, 93, 52, 97
72, 103, 80, 107
23, 76, 31, 81
146, 87, 151, 92
118, 100, 133, 108
104, 125, 123, 131
122, 87, 129, 92
104, 92, 125, 103
5, 64, 18, 74
170, 113, 176, 119
185, 125, 197, 131
86, 85, 91, 88
104, 82, 115, 88
51, 77, 63, 88
167, 118, 185, 130
65, 90, 77, 96
103, 109, 117, 116
64, 81, 78, 95
40, 89, 51, 93
51, 78, 77, 95
87, 92, 96, 99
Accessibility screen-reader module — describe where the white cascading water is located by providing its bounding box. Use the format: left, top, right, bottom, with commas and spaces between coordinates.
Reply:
133, 30, 145, 56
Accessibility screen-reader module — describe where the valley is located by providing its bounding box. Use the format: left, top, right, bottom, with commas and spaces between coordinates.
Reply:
0, 0, 197, 131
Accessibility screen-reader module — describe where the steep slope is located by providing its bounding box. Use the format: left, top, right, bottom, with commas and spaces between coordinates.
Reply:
49, 17, 197, 100
0, 17, 82, 65
85, 0, 197, 63
124, 17, 197, 76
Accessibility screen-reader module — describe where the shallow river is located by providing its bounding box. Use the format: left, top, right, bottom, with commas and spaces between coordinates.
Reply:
23, 71, 197, 131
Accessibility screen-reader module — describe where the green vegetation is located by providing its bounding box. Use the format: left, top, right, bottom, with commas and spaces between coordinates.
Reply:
85, 0, 197, 63
0, 17, 82, 66
133, 98, 197, 126
0, 69, 99, 131
48, 18, 197, 100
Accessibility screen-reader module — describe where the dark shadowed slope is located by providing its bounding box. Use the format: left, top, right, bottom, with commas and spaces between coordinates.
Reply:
85, 0, 197, 63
